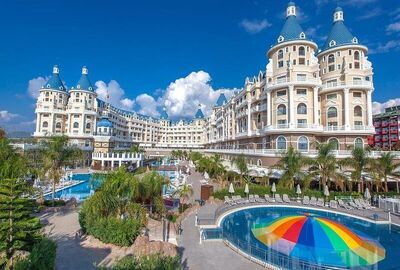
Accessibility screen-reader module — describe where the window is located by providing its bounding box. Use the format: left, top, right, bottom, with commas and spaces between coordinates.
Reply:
257, 159, 262, 166
328, 138, 339, 150
55, 122, 61, 129
299, 46, 305, 56
278, 119, 287, 125
354, 51, 360, 60
353, 92, 362, 98
349, 63, 353, 69
354, 138, 364, 148
354, 106, 362, 117
297, 103, 307, 114
42, 121, 48, 128
354, 121, 363, 128
278, 50, 284, 68
257, 114, 261, 123
337, 51, 340, 57
299, 58, 305, 65
293, 46, 296, 51
298, 136, 309, 151
353, 77, 362, 85
297, 89, 307, 95
277, 104, 287, 115
277, 90, 286, 96
73, 122, 79, 128
297, 74, 306, 81
327, 107, 338, 118
86, 123, 91, 129
297, 119, 307, 128
327, 93, 337, 100
354, 62, 360, 69
277, 136, 287, 150
328, 54, 335, 64
349, 50, 352, 56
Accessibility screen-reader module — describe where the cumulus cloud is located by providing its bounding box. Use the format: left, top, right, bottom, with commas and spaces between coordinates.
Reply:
158, 71, 236, 119
27, 76, 48, 98
369, 40, 400, 54
0, 111, 18, 122
387, 22, 400, 34
240, 19, 271, 34
315, 0, 376, 7
135, 94, 159, 118
358, 8, 383, 20
95, 80, 135, 110
372, 99, 400, 115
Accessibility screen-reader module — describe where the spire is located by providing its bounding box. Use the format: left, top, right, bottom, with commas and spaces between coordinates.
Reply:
215, 93, 227, 107
194, 104, 205, 119
73, 66, 94, 91
276, 2, 307, 44
321, 7, 359, 51
42, 65, 66, 91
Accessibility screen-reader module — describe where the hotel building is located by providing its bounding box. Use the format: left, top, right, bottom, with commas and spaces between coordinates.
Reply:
33, 2, 375, 165
371, 106, 400, 150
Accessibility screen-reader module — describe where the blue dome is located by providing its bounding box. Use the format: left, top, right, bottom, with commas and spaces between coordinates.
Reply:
42, 65, 66, 91
288, 1, 295, 7
335, 7, 343, 12
215, 93, 227, 107
96, 117, 113, 128
73, 67, 94, 91
194, 108, 205, 119
276, 14, 307, 44
321, 19, 358, 51
160, 108, 169, 120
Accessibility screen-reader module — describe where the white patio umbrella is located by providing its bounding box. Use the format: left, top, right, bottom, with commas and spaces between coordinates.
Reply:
244, 183, 249, 199
364, 187, 371, 201
204, 172, 210, 180
271, 182, 276, 199
229, 182, 235, 196
324, 185, 330, 202
296, 184, 302, 195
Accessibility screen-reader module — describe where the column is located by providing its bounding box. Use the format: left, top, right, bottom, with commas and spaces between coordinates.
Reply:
267, 91, 272, 126
343, 88, 350, 130
313, 87, 319, 126
247, 102, 251, 136
367, 90, 373, 127
289, 86, 295, 128
36, 114, 41, 133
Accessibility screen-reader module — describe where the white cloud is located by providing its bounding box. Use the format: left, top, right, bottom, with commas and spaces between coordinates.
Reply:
159, 71, 237, 119
358, 8, 383, 20
240, 19, 271, 34
27, 76, 48, 99
0, 111, 18, 122
135, 94, 159, 118
315, 0, 377, 7
387, 22, 400, 34
373, 99, 400, 115
369, 40, 400, 54
95, 80, 135, 110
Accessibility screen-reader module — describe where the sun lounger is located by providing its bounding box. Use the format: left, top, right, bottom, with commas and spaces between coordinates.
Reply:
275, 194, 283, 203
338, 199, 353, 210
254, 194, 265, 203
249, 194, 256, 203
317, 198, 325, 207
303, 196, 310, 205
224, 196, 232, 204
310, 197, 317, 206
360, 199, 372, 209
264, 194, 274, 203
349, 200, 362, 210
329, 200, 338, 209
282, 194, 291, 203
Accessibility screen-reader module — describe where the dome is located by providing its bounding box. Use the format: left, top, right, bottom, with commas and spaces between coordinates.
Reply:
96, 117, 113, 128
194, 108, 205, 119
42, 65, 67, 91
215, 93, 228, 107
73, 66, 94, 92
288, 1, 295, 7
335, 7, 343, 12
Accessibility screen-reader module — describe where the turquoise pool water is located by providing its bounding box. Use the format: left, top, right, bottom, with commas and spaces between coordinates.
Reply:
213, 207, 400, 270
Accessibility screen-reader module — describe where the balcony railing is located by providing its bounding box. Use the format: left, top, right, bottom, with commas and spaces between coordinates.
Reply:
267, 77, 320, 88
321, 80, 373, 90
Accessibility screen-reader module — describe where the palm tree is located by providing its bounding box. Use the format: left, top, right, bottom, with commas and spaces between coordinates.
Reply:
275, 146, 309, 189
309, 142, 338, 191
173, 183, 194, 212
129, 144, 144, 154
231, 154, 249, 186
375, 152, 400, 193
341, 146, 371, 193
39, 136, 83, 204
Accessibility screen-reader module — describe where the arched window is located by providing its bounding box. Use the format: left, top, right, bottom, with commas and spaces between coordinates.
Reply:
298, 136, 309, 151
354, 138, 364, 148
278, 50, 284, 68
276, 136, 287, 150
257, 114, 261, 123
354, 51, 360, 60
278, 50, 283, 59
277, 104, 287, 115
354, 106, 362, 117
327, 107, 338, 118
299, 46, 305, 56
55, 122, 61, 129
297, 103, 307, 115
257, 159, 262, 166
86, 123, 91, 129
328, 138, 339, 150
73, 122, 79, 128
328, 54, 335, 64
42, 121, 48, 128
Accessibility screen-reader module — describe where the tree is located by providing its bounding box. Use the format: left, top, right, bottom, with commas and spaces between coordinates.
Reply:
173, 183, 193, 212
0, 178, 42, 269
129, 144, 144, 154
0, 139, 29, 179
38, 136, 82, 205
341, 146, 371, 193
275, 146, 309, 189
231, 154, 249, 186
309, 142, 339, 191
375, 152, 400, 193
0, 128, 5, 139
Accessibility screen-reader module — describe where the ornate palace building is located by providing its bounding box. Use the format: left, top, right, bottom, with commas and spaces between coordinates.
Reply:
33, 2, 375, 165
207, 3, 374, 152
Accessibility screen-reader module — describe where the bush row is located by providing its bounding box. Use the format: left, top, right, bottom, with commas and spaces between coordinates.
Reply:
112, 254, 182, 270
14, 238, 57, 270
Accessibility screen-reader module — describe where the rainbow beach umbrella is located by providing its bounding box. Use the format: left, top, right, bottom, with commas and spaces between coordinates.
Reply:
251, 215, 385, 268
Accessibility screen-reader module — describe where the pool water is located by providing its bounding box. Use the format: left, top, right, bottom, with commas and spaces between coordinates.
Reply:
219, 207, 400, 270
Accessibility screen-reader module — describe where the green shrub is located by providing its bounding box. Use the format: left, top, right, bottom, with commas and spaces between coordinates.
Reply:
14, 238, 57, 270
113, 254, 182, 270
43, 200, 66, 207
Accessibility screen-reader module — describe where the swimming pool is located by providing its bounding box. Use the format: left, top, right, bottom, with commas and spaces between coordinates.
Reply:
212, 207, 400, 270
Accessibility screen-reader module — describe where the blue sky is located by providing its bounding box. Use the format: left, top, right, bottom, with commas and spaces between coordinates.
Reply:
0, 0, 399, 132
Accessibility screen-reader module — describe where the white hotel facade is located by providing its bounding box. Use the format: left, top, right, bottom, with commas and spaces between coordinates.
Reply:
33, 2, 375, 166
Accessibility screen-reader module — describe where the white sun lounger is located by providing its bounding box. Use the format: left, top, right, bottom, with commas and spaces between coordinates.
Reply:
329, 200, 338, 209
254, 194, 265, 203
275, 194, 283, 203
303, 196, 310, 205
282, 194, 291, 203
310, 197, 317, 206
264, 194, 273, 203
349, 200, 362, 210
249, 194, 256, 203
338, 199, 353, 210
317, 198, 325, 207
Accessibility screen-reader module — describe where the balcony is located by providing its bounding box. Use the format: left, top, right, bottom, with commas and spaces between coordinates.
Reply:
390, 128, 398, 134
375, 128, 381, 134
382, 128, 389, 135
373, 121, 381, 128
382, 136, 389, 142
321, 80, 373, 91
374, 136, 381, 142
251, 104, 267, 113
390, 120, 398, 127
391, 136, 399, 142
267, 77, 320, 90
381, 121, 389, 127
